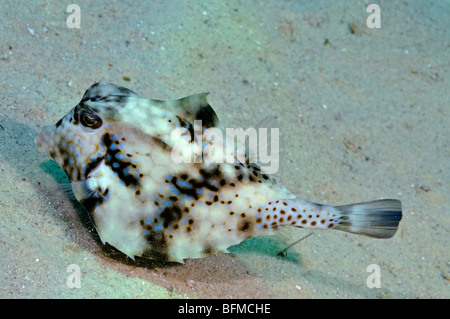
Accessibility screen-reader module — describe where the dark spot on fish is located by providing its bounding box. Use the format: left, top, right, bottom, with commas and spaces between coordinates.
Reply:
203, 244, 215, 256
151, 136, 171, 152
102, 133, 140, 188
239, 219, 253, 233
83, 156, 103, 179
142, 228, 169, 261
160, 205, 182, 228
170, 176, 199, 200
176, 116, 195, 142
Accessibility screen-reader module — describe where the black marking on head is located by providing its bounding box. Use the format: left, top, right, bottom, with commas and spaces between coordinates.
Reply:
81, 82, 137, 107
73, 83, 137, 125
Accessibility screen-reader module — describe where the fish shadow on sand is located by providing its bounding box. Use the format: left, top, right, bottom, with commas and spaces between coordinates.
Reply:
39, 160, 99, 235
228, 236, 303, 264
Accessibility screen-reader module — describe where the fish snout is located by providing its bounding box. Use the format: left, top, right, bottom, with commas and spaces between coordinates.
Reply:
35, 126, 56, 154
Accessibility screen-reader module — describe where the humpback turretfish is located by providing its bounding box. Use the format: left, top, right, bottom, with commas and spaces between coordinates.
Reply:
36, 82, 402, 262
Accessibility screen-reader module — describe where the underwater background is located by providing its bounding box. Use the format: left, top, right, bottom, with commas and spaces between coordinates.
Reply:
0, 0, 448, 298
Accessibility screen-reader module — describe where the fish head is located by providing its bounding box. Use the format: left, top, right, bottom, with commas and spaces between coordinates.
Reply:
36, 82, 138, 181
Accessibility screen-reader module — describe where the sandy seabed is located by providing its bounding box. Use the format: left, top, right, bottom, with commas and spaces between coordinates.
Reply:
0, 0, 448, 299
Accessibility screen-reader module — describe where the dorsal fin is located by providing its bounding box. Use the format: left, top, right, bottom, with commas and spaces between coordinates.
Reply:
172, 93, 219, 128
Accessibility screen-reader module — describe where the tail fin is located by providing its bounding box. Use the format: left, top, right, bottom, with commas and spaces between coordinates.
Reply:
334, 199, 402, 238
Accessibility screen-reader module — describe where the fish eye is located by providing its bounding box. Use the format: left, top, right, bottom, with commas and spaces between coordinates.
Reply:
80, 111, 103, 129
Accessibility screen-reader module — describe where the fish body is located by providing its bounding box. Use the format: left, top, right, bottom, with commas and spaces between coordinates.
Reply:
36, 82, 402, 262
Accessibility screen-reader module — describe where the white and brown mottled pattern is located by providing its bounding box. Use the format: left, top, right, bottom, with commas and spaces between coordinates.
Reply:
36, 82, 402, 262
